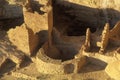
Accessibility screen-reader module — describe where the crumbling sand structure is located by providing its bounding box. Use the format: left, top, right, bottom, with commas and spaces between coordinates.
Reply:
0, 0, 120, 80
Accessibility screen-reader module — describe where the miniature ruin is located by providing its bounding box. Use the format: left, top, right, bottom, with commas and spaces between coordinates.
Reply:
0, 0, 120, 80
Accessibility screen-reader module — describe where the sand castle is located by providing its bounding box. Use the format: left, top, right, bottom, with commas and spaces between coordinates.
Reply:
0, 0, 120, 79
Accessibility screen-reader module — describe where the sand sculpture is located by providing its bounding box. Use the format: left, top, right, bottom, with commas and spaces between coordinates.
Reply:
97, 23, 110, 53
0, 0, 120, 79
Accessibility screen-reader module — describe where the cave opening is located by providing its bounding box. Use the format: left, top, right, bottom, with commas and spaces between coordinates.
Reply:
53, 1, 97, 36
51, 0, 98, 61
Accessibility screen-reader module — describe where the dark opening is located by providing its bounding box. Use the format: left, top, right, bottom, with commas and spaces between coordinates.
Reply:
53, 1, 97, 36
51, 1, 98, 61
67, 21, 97, 36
